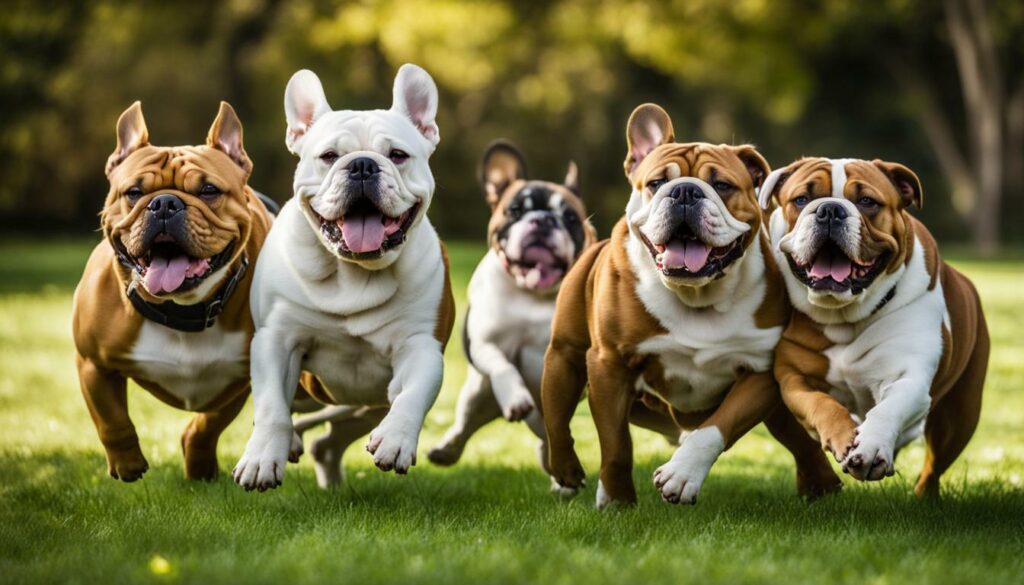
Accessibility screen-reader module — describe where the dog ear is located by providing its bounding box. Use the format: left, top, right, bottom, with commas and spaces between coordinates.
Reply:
873, 159, 923, 209
732, 145, 770, 190
480, 140, 527, 210
624, 103, 674, 176
207, 101, 252, 174
758, 166, 792, 210
392, 63, 440, 148
284, 69, 331, 155
106, 102, 149, 176
563, 161, 580, 195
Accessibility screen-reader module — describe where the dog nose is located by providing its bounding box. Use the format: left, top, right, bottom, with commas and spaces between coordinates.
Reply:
669, 183, 704, 205
528, 214, 558, 230
816, 202, 848, 225
148, 194, 185, 220
348, 157, 380, 180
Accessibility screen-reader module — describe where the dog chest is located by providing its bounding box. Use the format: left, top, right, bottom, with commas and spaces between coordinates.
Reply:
128, 321, 248, 411
302, 333, 393, 405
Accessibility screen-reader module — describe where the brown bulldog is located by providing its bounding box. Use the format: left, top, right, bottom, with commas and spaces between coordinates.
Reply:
760, 157, 989, 496
541, 104, 840, 507
72, 101, 274, 482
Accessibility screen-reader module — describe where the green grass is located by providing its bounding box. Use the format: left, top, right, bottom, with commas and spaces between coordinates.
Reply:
1, 237, 1022, 584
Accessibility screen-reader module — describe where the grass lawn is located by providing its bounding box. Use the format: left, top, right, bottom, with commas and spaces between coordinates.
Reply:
1, 237, 1022, 584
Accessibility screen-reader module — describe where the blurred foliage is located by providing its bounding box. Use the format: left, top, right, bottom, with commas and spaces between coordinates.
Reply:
0, 0, 1021, 242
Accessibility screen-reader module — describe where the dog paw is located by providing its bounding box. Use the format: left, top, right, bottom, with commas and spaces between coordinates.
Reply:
366, 415, 419, 474
426, 442, 462, 467
549, 450, 586, 492
550, 475, 580, 498
821, 419, 859, 463
288, 431, 303, 464
232, 425, 293, 491
842, 429, 895, 481
107, 448, 149, 483
501, 389, 535, 422
652, 460, 706, 505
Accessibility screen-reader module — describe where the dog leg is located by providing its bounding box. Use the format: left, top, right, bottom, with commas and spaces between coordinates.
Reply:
77, 356, 148, 482
470, 341, 534, 421
233, 327, 302, 491
366, 334, 444, 474
843, 377, 932, 481
311, 407, 386, 489
586, 348, 637, 508
181, 386, 248, 480
428, 367, 500, 466
764, 405, 842, 500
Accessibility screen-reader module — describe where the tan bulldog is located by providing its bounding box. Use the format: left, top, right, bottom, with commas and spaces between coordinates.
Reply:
72, 101, 274, 482
760, 157, 989, 496
541, 104, 840, 507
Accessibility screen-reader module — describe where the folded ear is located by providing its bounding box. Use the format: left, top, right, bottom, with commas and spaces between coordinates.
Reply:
873, 159, 923, 209
207, 101, 252, 174
624, 103, 674, 176
732, 145, 770, 190
106, 101, 149, 176
564, 160, 579, 195
758, 167, 791, 210
284, 69, 331, 155
392, 63, 440, 147
480, 140, 527, 209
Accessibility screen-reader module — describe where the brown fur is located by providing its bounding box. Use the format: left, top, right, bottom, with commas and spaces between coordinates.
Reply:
72, 102, 272, 482
542, 132, 839, 505
768, 157, 989, 497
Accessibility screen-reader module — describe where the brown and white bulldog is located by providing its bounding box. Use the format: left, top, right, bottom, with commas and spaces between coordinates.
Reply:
72, 101, 274, 482
427, 140, 596, 470
760, 157, 989, 496
541, 104, 840, 507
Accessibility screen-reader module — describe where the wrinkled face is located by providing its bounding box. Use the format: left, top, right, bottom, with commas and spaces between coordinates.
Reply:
490, 181, 589, 292
284, 65, 440, 270
763, 157, 922, 307
102, 102, 253, 303
626, 143, 767, 287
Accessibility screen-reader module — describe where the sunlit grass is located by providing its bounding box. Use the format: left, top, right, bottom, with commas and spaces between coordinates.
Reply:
1, 238, 1022, 584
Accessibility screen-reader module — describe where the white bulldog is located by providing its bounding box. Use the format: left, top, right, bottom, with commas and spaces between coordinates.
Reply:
233, 64, 455, 491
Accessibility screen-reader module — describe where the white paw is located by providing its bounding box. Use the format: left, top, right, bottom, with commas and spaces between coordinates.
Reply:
653, 459, 707, 505
366, 415, 419, 474
652, 426, 723, 505
842, 428, 895, 481
500, 388, 535, 422
550, 476, 580, 499
233, 425, 294, 491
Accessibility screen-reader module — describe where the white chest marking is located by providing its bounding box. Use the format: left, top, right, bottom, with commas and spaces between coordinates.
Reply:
129, 321, 248, 411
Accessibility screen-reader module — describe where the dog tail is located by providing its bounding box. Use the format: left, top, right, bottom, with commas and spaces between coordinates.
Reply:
541, 238, 606, 484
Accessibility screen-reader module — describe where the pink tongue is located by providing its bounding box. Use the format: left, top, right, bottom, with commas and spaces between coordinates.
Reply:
144, 255, 189, 294
808, 249, 853, 281
522, 245, 556, 266
663, 239, 711, 272
340, 212, 386, 254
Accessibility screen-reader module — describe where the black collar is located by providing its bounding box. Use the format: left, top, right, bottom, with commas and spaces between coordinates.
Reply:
871, 285, 897, 316
123, 255, 249, 333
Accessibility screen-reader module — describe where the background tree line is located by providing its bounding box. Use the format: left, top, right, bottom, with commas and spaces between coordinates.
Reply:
2, 0, 1021, 251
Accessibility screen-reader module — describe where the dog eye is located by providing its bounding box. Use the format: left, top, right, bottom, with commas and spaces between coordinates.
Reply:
857, 196, 879, 208
647, 178, 667, 192
319, 150, 339, 164
793, 195, 810, 207
199, 183, 222, 198
712, 180, 734, 192
388, 149, 409, 164
125, 186, 144, 201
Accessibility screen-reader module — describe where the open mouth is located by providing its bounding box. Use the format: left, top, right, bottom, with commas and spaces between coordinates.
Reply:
117, 237, 235, 295
639, 224, 743, 279
505, 240, 568, 291
315, 197, 419, 260
786, 241, 888, 294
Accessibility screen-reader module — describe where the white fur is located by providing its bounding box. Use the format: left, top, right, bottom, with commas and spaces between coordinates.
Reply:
128, 320, 248, 411
234, 68, 446, 490
767, 158, 949, 480
653, 426, 725, 504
